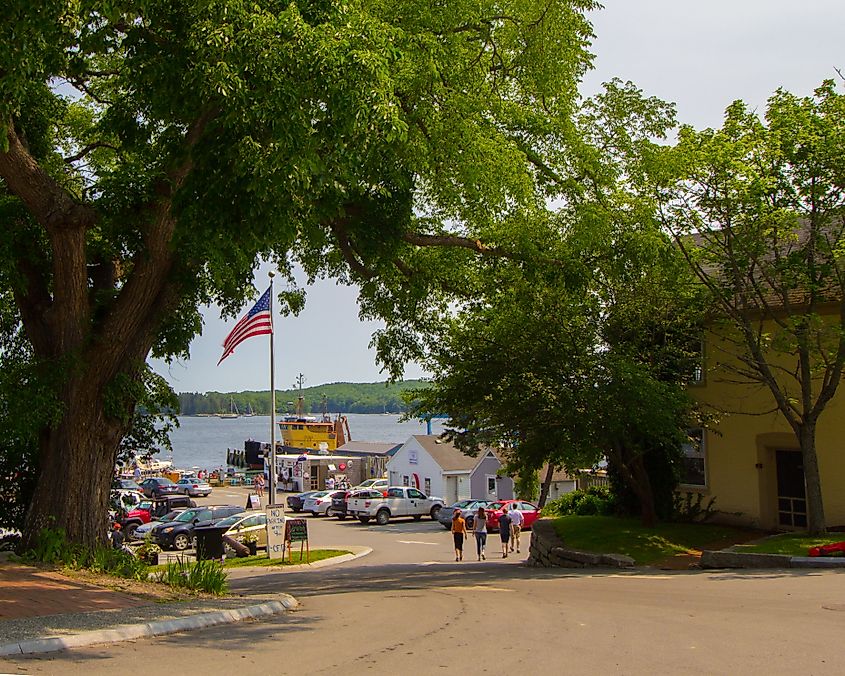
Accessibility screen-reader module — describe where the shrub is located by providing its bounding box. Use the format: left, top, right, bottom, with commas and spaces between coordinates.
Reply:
672, 492, 718, 523
89, 547, 149, 581
21, 527, 148, 580
156, 558, 228, 595
542, 487, 616, 517
135, 541, 162, 565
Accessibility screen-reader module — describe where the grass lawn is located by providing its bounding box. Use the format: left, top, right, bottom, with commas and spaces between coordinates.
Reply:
732, 533, 845, 557
148, 549, 350, 572
551, 515, 757, 566
222, 548, 350, 568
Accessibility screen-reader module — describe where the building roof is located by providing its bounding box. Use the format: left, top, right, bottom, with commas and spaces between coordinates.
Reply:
336, 441, 402, 456
410, 435, 494, 473
544, 465, 577, 483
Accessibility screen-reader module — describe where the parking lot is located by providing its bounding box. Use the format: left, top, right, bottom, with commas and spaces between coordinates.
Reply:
189, 485, 529, 566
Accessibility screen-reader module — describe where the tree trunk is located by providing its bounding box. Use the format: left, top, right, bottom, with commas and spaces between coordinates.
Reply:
22, 378, 128, 551
537, 464, 555, 508
628, 452, 657, 527
798, 422, 826, 535
607, 441, 657, 527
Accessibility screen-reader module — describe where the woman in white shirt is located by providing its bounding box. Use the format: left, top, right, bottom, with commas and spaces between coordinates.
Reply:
473, 507, 488, 560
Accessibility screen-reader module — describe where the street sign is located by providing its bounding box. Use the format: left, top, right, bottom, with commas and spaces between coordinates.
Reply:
265, 506, 286, 559
247, 494, 261, 509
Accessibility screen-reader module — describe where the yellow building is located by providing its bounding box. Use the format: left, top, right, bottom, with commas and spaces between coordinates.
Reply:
685, 315, 845, 531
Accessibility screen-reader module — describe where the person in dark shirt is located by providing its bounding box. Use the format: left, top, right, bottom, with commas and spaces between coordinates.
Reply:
498, 508, 512, 558
111, 523, 125, 549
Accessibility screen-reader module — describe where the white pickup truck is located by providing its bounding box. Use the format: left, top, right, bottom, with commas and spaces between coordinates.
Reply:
347, 486, 445, 526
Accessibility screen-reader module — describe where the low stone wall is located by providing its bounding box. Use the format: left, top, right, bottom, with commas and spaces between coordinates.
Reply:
700, 550, 845, 569
527, 519, 634, 569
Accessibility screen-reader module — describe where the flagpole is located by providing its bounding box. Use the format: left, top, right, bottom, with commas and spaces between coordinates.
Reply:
268, 271, 278, 506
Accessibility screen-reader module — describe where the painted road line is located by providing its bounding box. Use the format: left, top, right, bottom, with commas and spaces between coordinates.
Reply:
398, 540, 439, 545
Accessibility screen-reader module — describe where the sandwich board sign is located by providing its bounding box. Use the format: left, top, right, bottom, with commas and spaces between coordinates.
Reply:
265, 506, 286, 559
285, 518, 309, 563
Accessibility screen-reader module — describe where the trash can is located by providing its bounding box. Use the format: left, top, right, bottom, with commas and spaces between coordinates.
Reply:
194, 525, 227, 560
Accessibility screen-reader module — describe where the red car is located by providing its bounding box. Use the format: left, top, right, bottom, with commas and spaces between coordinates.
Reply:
484, 500, 540, 532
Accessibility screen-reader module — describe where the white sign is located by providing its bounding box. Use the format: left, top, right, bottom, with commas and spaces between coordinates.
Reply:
265, 506, 287, 559
409, 448, 418, 465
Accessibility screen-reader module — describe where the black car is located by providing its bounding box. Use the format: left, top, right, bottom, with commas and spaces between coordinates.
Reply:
331, 489, 383, 520
286, 491, 318, 513
151, 505, 242, 551
139, 477, 181, 498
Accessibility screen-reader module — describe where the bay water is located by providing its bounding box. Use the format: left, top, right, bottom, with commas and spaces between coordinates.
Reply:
161, 414, 446, 472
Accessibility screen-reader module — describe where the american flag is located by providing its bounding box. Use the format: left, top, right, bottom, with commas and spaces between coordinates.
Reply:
217, 286, 273, 365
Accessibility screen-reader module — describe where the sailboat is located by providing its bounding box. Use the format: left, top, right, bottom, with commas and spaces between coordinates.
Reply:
243, 402, 256, 417
217, 397, 240, 419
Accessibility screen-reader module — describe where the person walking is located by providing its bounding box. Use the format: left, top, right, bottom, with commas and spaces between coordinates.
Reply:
451, 510, 467, 561
498, 507, 512, 558
509, 503, 524, 553
473, 507, 488, 560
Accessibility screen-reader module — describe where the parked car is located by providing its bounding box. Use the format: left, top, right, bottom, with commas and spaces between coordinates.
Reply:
286, 491, 318, 513
331, 489, 383, 520
121, 495, 196, 538
130, 508, 187, 541
484, 500, 541, 532
139, 477, 181, 498
151, 504, 242, 551
217, 511, 268, 553
347, 486, 445, 525
118, 479, 144, 492
353, 478, 389, 493
303, 490, 347, 516
175, 477, 212, 498
437, 499, 493, 530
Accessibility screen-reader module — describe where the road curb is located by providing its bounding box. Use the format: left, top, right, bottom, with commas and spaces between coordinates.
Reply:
225, 546, 372, 578
0, 595, 298, 657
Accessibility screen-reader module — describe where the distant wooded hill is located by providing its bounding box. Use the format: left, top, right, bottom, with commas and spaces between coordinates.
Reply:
177, 380, 428, 415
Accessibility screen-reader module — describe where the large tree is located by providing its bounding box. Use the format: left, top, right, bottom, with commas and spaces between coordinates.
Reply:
405, 82, 704, 524
0, 0, 599, 546
660, 81, 845, 534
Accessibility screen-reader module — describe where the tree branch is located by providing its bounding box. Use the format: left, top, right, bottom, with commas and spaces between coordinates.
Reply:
0, 121, 99, 232
64, 142, 119, 164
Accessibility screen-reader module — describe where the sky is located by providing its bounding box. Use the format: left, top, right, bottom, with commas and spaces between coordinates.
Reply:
150, 0, 845, 394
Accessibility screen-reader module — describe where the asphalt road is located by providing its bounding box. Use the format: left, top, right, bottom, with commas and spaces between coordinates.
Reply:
4, 488, 845, 674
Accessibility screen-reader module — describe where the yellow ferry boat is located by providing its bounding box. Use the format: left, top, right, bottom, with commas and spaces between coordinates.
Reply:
278, 397, 350, 452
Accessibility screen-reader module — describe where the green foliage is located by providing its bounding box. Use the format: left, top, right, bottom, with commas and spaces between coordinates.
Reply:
156, 558, 228, 595
514, 473, 539, 502
135, 541, 163, 565
672, 492, 718, 523
543, 487, 616, 517
20, 527, 148, 580
177, 380, 427, 415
